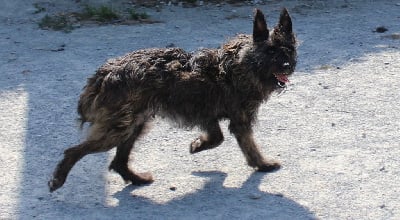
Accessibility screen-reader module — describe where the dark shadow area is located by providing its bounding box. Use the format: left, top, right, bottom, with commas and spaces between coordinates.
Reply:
39, 172, 316, 219
112, 171, 315, 219
266, 1, 400, 73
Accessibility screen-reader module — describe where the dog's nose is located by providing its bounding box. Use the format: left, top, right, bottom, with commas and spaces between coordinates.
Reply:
282, 62, 290, 69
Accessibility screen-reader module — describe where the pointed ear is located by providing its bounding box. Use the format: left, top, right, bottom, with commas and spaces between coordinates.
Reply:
278, 8, 292, 33
253, 9, 269, 42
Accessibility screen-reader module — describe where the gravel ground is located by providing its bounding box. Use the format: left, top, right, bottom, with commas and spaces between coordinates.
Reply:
0, 1, 399, 219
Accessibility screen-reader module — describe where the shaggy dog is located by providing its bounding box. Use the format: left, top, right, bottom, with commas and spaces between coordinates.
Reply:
49, 8, 297, 192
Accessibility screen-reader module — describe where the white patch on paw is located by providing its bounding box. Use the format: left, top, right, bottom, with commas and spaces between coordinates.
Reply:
193, 138, 202, 147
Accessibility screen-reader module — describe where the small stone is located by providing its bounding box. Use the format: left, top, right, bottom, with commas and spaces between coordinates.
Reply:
170, 186, 177, 191
375, 26, 388, 33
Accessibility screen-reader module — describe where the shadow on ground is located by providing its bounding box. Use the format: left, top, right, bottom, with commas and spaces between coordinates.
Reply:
47, 172, 315, 219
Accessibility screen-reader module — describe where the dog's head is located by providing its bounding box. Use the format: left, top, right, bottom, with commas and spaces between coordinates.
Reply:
252, 8, 297, 89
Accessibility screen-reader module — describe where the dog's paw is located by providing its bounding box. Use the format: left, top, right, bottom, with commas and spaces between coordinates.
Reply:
190, 138, 203, 154
130, 172, 154, 185
256, 160, 281, 172
48, 177, 64, 192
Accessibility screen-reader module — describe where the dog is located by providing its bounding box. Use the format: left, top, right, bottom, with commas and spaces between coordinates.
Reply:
48, 8, 297, 192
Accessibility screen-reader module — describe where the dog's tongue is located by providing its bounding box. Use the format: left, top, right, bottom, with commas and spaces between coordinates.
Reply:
275, 74, 289, 83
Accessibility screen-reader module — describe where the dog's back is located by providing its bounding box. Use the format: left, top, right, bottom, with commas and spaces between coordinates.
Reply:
77, 46, 233, 128
77, 48, 193, 124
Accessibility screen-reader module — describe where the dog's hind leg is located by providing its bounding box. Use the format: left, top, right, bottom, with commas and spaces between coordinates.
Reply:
229, 120, 281, 172
109, 122, 154, 185
190, 119, 224, 154
48, 119, 145, 192
48, 136, 116, 192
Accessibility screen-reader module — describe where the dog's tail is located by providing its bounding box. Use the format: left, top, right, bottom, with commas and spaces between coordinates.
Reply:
77, 67, 109, 128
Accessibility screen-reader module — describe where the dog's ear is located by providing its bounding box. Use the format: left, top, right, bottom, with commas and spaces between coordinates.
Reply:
278, 8, 292, 34
253, 9, 269, 42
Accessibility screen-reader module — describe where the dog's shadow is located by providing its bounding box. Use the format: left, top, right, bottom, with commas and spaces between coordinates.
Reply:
112, 171, 315, 219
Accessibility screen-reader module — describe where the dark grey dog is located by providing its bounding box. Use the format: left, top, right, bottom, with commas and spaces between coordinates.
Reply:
49, 8, 297, 192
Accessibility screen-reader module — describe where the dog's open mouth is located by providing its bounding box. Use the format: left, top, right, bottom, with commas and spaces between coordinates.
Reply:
274, 73, 289, 88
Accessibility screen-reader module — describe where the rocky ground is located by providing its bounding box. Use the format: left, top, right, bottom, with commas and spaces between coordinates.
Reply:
0, 0, 399, 219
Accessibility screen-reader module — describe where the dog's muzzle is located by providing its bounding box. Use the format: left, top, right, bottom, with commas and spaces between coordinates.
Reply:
277, 81, 286, 88
274, 73, 289, 88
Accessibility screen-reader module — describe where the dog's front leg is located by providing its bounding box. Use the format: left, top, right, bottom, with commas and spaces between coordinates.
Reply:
229, 120, 281, 172
190, 119, 224, 154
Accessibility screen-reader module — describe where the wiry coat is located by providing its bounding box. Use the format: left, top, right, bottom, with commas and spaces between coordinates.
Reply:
49, 8, 297, 193
79, 34, 296, 130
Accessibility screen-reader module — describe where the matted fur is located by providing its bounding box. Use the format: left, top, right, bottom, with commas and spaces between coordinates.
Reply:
49, 8, 297, 192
